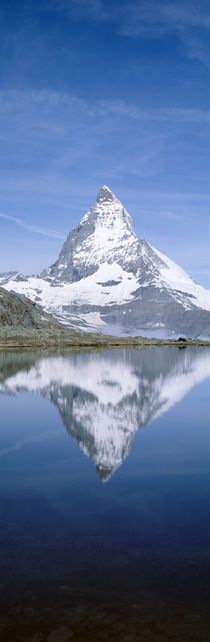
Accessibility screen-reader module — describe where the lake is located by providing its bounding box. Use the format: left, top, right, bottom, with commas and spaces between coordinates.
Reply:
1, 346, 210, 641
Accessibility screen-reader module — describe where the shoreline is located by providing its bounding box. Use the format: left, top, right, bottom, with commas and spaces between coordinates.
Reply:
1, 334, 210, 350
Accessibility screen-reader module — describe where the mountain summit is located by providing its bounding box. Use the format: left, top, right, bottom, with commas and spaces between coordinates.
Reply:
97, 185, 118, 203
41, 185, 138, 283
1, 186, 210, 337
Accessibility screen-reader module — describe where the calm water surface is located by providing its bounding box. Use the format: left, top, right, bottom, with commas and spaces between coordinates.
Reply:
1, 346, 210, 641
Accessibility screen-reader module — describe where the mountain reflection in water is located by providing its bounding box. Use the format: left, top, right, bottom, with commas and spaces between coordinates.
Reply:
1, 346, 210, 481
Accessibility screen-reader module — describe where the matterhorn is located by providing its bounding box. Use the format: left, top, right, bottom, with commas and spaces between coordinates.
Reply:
1, 185, 210, 337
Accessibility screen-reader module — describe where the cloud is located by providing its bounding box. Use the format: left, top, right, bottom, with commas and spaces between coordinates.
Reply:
42, 0, 210, 66
116, 1, 210, 36
0, 88, 209, 237
0, 89, 209, 174
98, 100, 210, 123
133, 208, 180, 220
0, 212, 65, 239
39, 0, 210, 32
44, 1, 210, 30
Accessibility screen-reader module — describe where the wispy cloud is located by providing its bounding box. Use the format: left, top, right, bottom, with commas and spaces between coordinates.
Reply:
37, 0, 210, 33
133, 208, 180, 220
0, 88, 209, 208
98, 100, 210, 123
45, 0, 210, 66
116, 1, 210, 36
44, 0, 210, 29
2, 89, 210, 124
0, 212, 65, 239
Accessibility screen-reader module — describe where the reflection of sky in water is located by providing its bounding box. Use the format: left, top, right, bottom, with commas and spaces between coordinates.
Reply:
0, 347, 210, 589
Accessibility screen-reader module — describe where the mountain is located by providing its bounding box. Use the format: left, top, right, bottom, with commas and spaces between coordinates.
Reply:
1, 185, 210, 337
1, 347, 210, 480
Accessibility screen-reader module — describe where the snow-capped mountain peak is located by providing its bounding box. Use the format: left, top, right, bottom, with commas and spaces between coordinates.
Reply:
1, 186, 210, 337
41, 185, 139, 283
81, 184, 135, 235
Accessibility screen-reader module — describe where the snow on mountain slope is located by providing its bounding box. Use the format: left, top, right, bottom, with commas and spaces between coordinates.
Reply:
152, 246, 210, 312
1, 185, 210, 336
3, 263, 139, 308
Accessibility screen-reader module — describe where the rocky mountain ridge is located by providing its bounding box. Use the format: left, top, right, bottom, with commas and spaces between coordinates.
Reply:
0, 286, 60, 329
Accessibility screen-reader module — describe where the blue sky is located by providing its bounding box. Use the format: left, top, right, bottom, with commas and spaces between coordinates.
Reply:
0, 0, 210, 285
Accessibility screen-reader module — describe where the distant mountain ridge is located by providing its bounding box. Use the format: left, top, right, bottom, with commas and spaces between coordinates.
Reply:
1, 185, 210, 337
